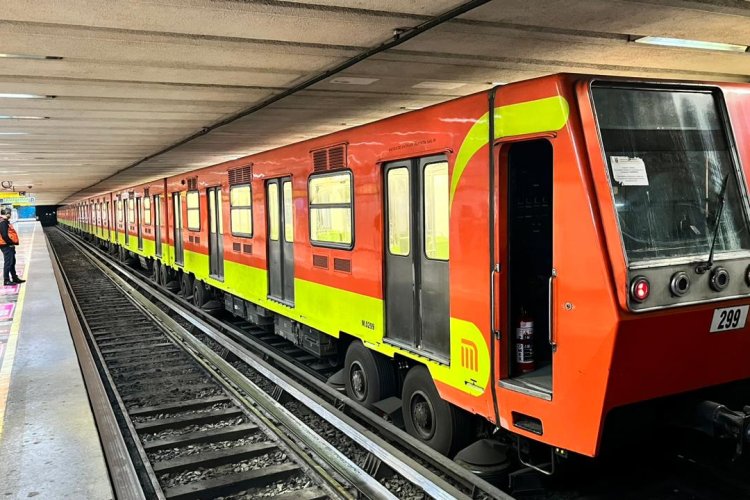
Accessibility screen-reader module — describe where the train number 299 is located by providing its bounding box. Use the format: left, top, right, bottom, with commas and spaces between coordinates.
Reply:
710, 306, 748, 333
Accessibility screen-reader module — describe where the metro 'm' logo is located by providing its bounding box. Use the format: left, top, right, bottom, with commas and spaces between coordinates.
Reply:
460, 338, 478, 372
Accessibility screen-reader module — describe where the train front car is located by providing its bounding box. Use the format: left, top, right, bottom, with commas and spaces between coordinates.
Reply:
576, 78, 750, 459
486, 75, 750, 468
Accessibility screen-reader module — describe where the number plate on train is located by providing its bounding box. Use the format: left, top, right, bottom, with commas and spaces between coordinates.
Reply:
710, 306, 749, 333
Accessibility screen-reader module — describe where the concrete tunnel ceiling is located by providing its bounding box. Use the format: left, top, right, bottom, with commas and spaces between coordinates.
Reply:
0, 0, 749, 205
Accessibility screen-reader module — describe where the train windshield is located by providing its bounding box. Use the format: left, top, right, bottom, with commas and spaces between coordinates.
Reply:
592, 85, 750, 264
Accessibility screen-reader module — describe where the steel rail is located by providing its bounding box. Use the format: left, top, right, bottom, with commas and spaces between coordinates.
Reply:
61, 226, 515, 500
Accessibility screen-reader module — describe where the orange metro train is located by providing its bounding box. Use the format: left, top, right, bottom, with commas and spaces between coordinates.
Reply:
60, 73, 750, 466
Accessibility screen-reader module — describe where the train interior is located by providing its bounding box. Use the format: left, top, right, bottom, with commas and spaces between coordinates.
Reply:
504, 139, 554, 396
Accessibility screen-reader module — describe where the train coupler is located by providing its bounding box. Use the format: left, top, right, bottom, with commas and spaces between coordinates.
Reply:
691, 400, 750, 456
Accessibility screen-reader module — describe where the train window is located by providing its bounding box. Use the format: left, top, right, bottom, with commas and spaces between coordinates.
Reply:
283, 181, 293, 243
230, 184, 253, 237
186, 190, 200, 231
268, 183, 280, 241
128, 199, 135, 224
387, 167, 410, 256
423, 161, 449, 260
593, 86, 750, 263
143, 196, 151, 225
308, 171, 353, 248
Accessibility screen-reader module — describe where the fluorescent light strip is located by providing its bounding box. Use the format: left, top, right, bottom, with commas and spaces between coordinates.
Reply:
0, 132, 27, 135
0, 116, 49, 120
633, 36, 747, 52
0, 93, 51, 99
0, 53, 63, 60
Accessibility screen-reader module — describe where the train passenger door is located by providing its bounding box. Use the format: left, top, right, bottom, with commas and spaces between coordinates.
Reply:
173, 192, 184, 266
384, 155, 450, 361
136, 197, 144, 250
266, 177, 294, 304
105, 201, 110, 240
153, 195, 162, 257
499, 139, 554, 399
207, 187, 224, 279
123, 199, 130, 245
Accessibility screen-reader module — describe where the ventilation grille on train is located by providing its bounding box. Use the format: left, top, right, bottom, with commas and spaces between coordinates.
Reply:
311, 144, 347, 172
333, 258, 351, 273
229, 165, 253, 185
187, 177, 198, 190
312, 254, 329, 269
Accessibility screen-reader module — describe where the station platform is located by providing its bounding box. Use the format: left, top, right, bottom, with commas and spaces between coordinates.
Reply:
0, 222, 113, 499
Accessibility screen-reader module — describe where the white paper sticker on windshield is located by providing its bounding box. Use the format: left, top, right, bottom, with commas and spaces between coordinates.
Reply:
611, 156, 649, 186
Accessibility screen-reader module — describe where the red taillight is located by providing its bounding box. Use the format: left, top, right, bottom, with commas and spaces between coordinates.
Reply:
631, 276, 650, 303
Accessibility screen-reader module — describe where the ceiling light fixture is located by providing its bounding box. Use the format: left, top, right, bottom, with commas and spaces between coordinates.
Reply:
0, 132, 28, 135
412, 81, 466, 90
632, 36, 748, 52
329, 77, 379, 85
0, 115, 50, 120
0, 53, 63, 60
0, 93, 54, 99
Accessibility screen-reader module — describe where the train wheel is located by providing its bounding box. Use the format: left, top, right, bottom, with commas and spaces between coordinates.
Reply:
344, 341, 396, 406
192, 280, 207, 307
401, 365, 469, 456
159, 265, 170, 288
181, 274, 194, 299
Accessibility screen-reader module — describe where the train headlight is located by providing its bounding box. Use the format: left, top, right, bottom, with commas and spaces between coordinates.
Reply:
669, 272, 690, 297
630, 276, 650, 303
710, 267, 730, 292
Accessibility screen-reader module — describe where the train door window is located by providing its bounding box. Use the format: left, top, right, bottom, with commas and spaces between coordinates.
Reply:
186, 190, 200, 231
309, 171, 353, 248
384, 155, 450, 361
173, 193, 184, 266
153, 195, 162, 257
136, 197, 143, 251
503, 139, 554, 397
207, 187, 224, 279
266, 177, 294, 305
143, 196, 151, 226
230, 184, 253, 237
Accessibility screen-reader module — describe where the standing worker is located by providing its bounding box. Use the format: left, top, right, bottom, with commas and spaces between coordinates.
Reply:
0, 207, 25, 286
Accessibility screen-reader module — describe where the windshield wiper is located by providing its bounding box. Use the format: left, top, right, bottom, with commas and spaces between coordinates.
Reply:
696, 174, 730, 274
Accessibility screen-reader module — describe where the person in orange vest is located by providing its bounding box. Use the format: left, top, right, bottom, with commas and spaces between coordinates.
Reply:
0, 207, 25, 286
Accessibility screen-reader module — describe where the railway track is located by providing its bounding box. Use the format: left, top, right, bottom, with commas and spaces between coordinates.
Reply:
48, 227, 510, 500
54, 226, 750, 500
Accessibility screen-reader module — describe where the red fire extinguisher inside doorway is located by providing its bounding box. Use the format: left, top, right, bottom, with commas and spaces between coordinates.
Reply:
515, 308, 535, 374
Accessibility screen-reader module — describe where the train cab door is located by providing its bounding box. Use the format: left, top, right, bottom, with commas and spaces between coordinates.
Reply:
266, 177, 294, 305
207, 187, 224, 280
173, 192, 184, 266
154, 195, 162, 257
498, 139, 554, 399
384, 156, 450, 361
136, 197, 144, 250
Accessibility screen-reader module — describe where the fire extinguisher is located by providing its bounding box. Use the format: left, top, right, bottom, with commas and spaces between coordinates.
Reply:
515, 308, 535, 374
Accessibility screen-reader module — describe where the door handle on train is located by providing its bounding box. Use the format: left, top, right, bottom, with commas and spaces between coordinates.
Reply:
549, 269, 557, 353
491, 264, 500, 339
